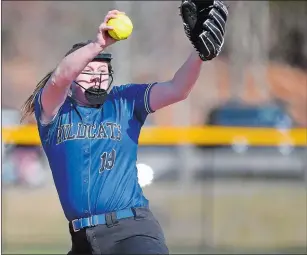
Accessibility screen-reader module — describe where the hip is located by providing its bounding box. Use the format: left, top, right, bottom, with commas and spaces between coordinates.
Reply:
60, 192, 149, 221
68, 207, 167, 254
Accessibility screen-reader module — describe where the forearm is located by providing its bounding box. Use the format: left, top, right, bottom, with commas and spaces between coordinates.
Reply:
51, 41, 104, 88
40, 41, 104, 123
170, 49, 203, 99
149, 49, 203, 112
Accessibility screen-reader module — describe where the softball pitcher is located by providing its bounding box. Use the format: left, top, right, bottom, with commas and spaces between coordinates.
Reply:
21, 1, 228, 254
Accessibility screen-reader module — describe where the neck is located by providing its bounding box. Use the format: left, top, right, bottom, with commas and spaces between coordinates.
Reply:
69, 94, 97, 108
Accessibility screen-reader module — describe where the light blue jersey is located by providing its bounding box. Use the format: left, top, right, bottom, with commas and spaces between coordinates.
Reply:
34, 83, 156, 221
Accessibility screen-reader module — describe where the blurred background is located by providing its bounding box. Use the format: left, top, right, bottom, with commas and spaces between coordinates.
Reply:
2, 1, 307, 254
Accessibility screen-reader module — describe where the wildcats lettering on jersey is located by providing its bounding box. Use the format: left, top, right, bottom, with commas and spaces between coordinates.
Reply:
56, 122, 122, 145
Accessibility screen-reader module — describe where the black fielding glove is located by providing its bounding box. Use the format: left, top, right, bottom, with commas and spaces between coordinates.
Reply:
180, 0, 229, 61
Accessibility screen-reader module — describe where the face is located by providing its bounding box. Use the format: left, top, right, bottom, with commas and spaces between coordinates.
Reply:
72, 61, 110, 103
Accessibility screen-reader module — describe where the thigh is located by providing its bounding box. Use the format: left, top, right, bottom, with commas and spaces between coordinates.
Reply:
111, 235, 169, 254
68, 224, 93, 255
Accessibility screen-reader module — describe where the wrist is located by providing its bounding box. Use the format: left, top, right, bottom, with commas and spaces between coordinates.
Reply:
191, 48, 204, 63
90, 40, 106, 53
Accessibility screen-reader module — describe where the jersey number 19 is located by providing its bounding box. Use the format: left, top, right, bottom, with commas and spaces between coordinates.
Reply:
99, 149, 116, 173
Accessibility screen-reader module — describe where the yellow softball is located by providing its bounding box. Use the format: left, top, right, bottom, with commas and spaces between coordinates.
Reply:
107, 14, 133, 40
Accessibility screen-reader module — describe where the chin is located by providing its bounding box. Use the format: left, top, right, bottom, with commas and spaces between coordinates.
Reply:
101, 85, 110, 91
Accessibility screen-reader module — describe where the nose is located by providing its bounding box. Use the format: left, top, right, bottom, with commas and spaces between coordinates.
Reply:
90, 75, 100, 83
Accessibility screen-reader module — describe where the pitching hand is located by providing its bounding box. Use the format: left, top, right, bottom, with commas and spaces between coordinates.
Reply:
95, 10, 126, 48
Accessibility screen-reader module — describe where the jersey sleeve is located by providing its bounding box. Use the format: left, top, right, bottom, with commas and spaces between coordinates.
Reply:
33, 88, 60, 143
34, 87, 62, 127
120, 83, 157, 124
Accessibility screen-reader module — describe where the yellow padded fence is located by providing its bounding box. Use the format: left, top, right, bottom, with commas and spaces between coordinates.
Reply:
2, 125, 307, 146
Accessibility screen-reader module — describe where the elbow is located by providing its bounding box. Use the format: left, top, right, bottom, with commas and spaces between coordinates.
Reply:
50, 68, 73, 89
171, 89, 190, 103
171, 83, 192, 102
181, 90, 190, 100
170, 78, 194, 102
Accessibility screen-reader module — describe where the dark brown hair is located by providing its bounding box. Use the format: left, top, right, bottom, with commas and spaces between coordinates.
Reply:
20, 70, 54, 123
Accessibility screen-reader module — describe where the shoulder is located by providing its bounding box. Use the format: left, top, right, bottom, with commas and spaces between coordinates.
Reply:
110, 83, 141, 93
110, 83, 156, 99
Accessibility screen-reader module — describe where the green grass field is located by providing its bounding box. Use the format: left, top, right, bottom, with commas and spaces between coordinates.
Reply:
2, 181, 307, 254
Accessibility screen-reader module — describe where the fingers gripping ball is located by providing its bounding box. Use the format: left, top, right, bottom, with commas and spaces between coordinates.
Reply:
107, 14, 133, 40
